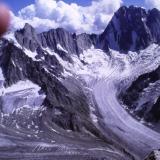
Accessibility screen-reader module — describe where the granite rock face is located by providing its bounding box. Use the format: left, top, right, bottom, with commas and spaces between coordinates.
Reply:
120, 65, 160, 123
100, 6, 160, 52
15, 23, 98, 60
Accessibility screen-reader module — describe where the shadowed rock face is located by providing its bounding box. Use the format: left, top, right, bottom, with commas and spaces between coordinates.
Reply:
120, 65, 160, 122
147, 8, 160, 43
100, 6, 160, 52
15, 23, 41, 52
15, 23, 98, 60
149, 98, 160, 122
38, 29, 98, 55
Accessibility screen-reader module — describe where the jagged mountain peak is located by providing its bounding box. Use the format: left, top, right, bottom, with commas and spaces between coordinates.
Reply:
117, 5, 147, 16
11, 6, 160, 54
148, 7, 160, 14
99, 6, 160, 52
16, 23, 37, 38
4, 5, 160, 58
23, 23, 34, 31
12, 22, 98, 59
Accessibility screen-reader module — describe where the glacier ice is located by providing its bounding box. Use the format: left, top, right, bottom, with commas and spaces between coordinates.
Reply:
0, 80, 46, 114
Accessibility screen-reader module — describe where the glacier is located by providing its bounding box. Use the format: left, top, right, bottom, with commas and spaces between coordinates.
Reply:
0, 5, 160, 160
0, 67, 45, 114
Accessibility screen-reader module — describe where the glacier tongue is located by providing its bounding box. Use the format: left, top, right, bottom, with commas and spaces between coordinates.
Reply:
0, 80, 46, 114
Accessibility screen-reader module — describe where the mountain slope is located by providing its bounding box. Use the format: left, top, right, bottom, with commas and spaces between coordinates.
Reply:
1, 5, 160, 160
100, 6, 160, 52
0, 20, 133, 160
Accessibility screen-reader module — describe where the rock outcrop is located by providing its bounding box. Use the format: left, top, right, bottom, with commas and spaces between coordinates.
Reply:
145, 150, 160, 160
100, 6, 160, 52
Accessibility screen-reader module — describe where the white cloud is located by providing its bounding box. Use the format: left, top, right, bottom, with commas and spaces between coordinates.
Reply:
145, 0, 160, 10
10, 0, 122, 34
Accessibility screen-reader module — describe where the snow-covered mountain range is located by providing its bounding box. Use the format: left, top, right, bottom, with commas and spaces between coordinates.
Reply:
0, 5, 160, 160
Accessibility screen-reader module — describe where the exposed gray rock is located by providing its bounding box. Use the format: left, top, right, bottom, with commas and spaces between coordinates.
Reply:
100, 6, 160, 52
15, 23, 41, 52
15, 23, 99, 62
15, 6, 160, 55
120, 65, 160, 122
147, 8, 160, 43
38, 29, 98, 56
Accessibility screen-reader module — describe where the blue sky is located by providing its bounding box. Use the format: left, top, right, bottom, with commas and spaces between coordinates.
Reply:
3, 0, 145, 13
8, 0, 154, 34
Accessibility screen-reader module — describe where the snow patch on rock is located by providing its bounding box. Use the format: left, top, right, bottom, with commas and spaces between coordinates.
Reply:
57, 44, 68, 53
24, 48, 38, 60
3, 32, 21, 49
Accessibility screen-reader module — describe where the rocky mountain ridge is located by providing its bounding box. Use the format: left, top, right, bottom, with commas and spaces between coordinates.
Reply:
14, 6, 160, 57
0, 5, 160, 160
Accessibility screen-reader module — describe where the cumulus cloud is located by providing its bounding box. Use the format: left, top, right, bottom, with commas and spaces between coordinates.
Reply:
145, 0, 160, 10
10, 0, 122, 34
